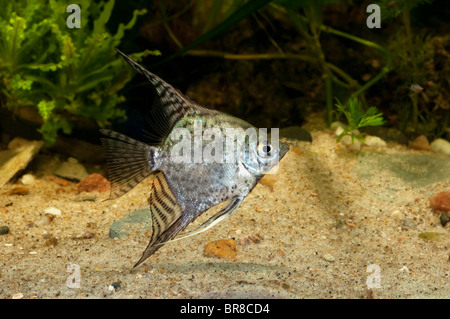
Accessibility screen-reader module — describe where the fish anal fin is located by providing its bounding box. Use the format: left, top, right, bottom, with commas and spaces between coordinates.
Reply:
133, 172, 183, 268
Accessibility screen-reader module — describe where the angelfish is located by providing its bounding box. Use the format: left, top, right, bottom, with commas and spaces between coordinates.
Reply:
100, 49, 289, 268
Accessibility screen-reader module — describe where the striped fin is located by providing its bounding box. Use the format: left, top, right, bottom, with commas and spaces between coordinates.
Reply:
100, 129, 156, 200
161, 197, 244, 245
115, 48, 198, 133
133, 172, 184, 268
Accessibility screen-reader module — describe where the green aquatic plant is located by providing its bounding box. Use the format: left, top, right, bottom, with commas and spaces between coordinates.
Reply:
375, 0, 442, 136
159, 0, 391, 126
335, 97, 386, 143
0, 0, 158, 145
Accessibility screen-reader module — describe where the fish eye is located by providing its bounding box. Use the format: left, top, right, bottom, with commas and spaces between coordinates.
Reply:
257, 141, 274, 157
263, 145, 272, 154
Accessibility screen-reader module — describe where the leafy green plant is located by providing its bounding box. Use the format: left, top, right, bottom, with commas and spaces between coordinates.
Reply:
335, 97, 385, 143
0, 0, 158, 145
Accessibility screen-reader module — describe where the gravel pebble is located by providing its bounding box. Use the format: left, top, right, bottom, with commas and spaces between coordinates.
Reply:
44, 207, 62, 216
430, 138, 450, 155
0, 225, 10, 235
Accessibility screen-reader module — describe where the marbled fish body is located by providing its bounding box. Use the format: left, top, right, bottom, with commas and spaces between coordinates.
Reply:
100, 49, 288, 268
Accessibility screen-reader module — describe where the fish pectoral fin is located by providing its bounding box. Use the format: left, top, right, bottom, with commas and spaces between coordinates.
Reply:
161, 196, 244, 245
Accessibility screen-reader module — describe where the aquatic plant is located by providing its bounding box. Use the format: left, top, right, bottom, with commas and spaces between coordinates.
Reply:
375, 0, 449, 138
0, 0, 158, 145
153, 0, 391, 126
335, 97, 385, 143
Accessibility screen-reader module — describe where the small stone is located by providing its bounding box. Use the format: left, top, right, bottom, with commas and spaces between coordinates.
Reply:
330, 121, 347, 131
340, 134, 361, 151
54, 158, 88, 181
35, 214, 55, 227
334, 126, 345, 137
410, 135, 431, 151
21, 174, 36, 185
76, 173, 110, 193
108, 282, 121, 292
399, 266, 410, 273
7, 186, 29, 196
402, 218, 416, 228
323, 253, 335, 262
238, 233, 263, 247
440, 213, 450, 227
363, 135, 387, 148
82, 232, 95, 239
0, 225, 10, 235
430, 138, 450, 155
430, 191, 450, 212
418, 232, 443, 241
44, 206, 61, 217
204, 240, 237, 260
12, 292, 23, 299
281, 282, 290, 290
391, 209, 403, 220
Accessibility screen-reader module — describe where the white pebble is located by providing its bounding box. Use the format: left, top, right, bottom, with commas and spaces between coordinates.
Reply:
21, 174, 36, 185
340, 135, 361, 151
330, 121, 347, 131
335, 126, 345, 137
430, 138, 450, 155
391, 209, 403, 219
399, 266, 410, 273
323, 253, 335, 262
12, 292, 23, 299
364, 135, 387, 148
44, 207, 62, 216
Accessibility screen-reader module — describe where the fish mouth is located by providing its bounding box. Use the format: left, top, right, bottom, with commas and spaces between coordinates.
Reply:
279, 141, 289, 160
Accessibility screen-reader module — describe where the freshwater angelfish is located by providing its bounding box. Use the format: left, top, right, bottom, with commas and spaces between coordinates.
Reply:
100, 49, 289, 268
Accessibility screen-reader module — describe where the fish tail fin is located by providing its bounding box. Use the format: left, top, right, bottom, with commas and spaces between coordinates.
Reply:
100, 129, 157, 200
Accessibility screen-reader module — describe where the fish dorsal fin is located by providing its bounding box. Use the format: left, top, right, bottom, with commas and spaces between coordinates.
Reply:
115, 48, 198, 141
133, 172, 184, 267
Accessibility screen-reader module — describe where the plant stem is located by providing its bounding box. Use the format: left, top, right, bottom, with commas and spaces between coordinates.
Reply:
322, 25, 392, 98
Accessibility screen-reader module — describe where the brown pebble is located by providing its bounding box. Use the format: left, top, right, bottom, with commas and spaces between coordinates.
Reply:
430, 191, 450, 212
8, 186, 29, 196
76, 173, 110, 193
82, 232, 95, 239
410, 135, 431, 151
281, 282, 290, 290
204, 240, 237, 260
238, 233, 263, 247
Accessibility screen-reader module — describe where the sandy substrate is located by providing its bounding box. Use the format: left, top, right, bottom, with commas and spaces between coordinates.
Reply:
0, 130, 449, 299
